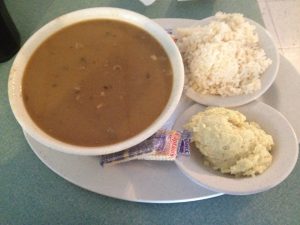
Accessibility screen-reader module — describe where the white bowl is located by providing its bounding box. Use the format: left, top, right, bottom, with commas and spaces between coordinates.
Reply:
184, 16, 280, 107
8, 8, 184, 155
173, 102, 298, 195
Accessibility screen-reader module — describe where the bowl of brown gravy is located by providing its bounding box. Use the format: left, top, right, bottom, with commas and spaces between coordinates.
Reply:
8, 8, 184, 155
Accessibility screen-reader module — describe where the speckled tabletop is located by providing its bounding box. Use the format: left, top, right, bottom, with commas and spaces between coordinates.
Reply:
1, 0, 299, 224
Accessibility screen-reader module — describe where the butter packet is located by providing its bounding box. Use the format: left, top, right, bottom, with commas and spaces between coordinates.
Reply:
100, 130, 190, 166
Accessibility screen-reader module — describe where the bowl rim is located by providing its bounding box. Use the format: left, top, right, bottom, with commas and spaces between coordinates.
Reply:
8, 7, 184, 155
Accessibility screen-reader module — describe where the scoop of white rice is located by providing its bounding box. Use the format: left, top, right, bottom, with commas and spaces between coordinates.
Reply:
175, 12, 272, 97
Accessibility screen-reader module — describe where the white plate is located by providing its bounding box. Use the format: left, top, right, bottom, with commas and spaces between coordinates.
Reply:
23, 19, 300, 203
173, 102, 298, 195
24, 134, 222, 203
165, 16, 280, 107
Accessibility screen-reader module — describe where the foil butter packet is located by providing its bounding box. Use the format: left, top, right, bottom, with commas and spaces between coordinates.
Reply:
100, 130, 191, 166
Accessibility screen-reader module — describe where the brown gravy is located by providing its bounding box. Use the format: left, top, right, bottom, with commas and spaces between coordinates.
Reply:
22, 19, 173, 147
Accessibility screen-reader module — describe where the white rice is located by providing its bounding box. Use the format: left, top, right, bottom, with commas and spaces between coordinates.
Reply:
175, 12, 272, 97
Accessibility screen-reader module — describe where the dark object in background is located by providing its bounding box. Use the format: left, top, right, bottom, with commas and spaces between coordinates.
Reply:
0, 1, 20, 62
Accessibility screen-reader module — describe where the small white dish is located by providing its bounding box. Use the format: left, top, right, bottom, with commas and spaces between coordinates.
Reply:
182, 16, 280, 107
173, 101, 298, 195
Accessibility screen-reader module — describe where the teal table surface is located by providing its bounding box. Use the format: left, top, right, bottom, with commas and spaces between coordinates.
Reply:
1, 1, 299, 224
